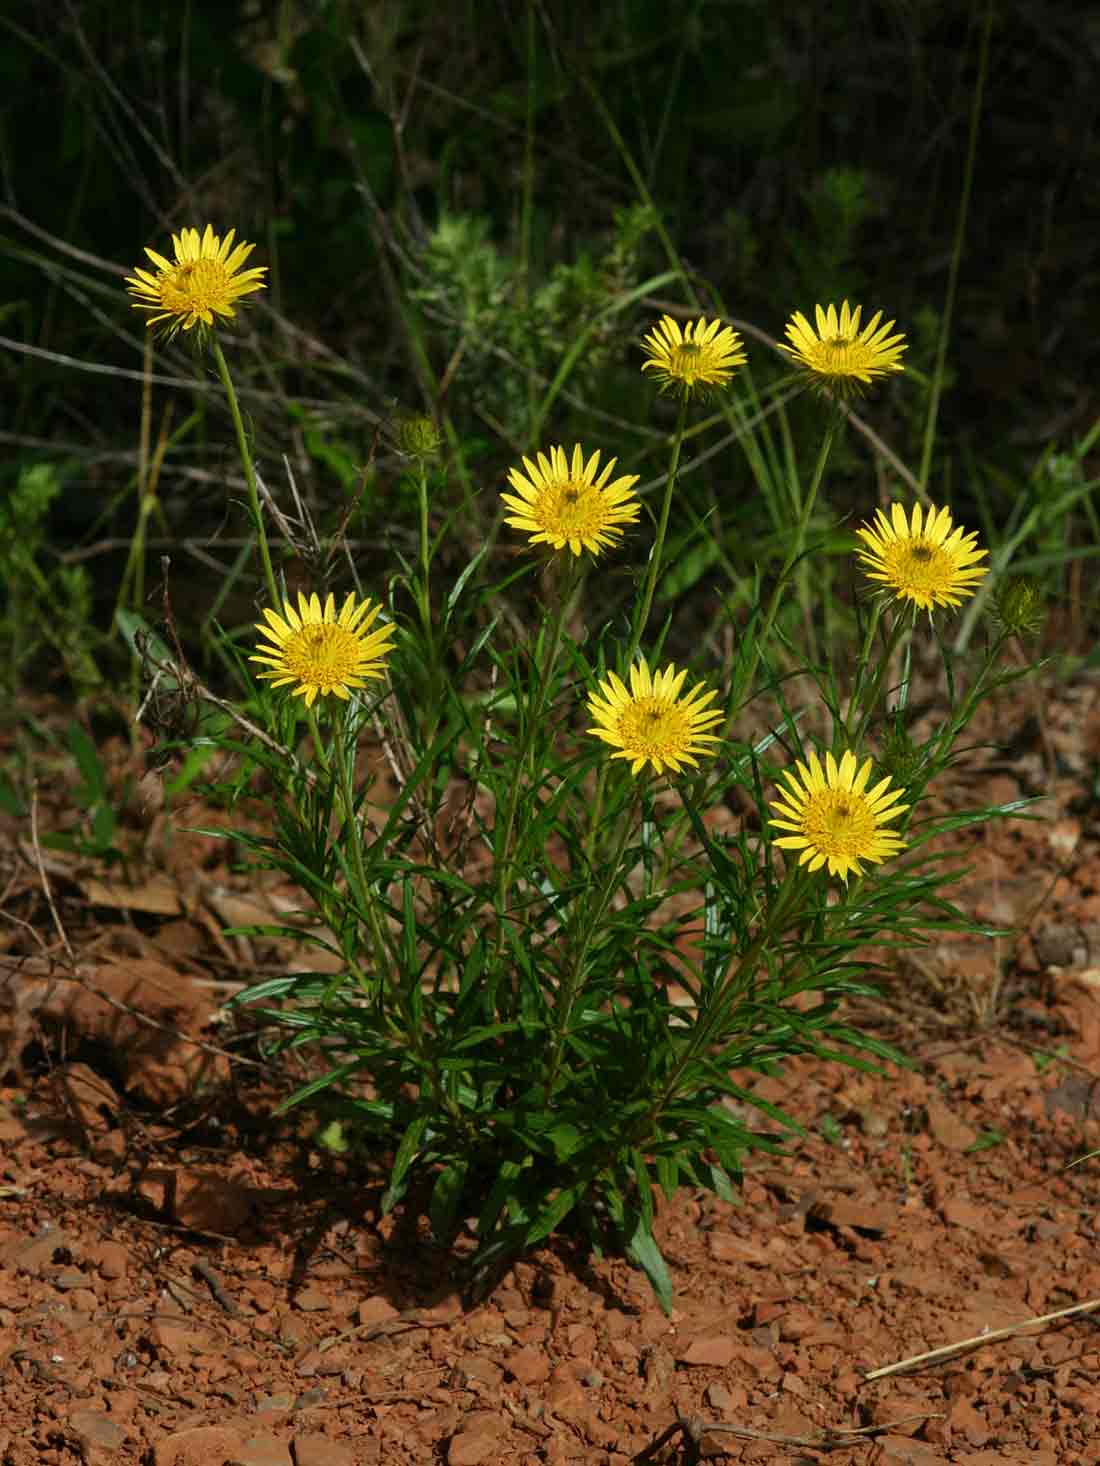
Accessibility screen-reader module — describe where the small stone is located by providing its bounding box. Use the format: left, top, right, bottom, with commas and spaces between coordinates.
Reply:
356, 1296, 398, 1326
453, 1355, 504, 1389
926, 1100, 978, 1153
228, 1433, 293, 1466
255, 1394, 297, 1414
706, 1232, 768, 1265
69, 1411, 126, 1456
134, 1168, 175, 1215
504, 1346, 549, 1385
172, 1170, 252, 1234
8, 1230, 71, 1277
677, 1333, 735, 1367
448, 1428, 502, 1466
93, 1243, 129, 1281
814, 1198, 891, 1234
948, 1395, 990, 1446
875, 1436, 942, 1464
153, 1426, 246, 1466
148, 1321, 210, 1358
705, 1381, 736, 1412
292, 1435, 356, 1466
291, 1288, 329, 1313
942, 1197, 986, 1231
52, 1269, 90, 1291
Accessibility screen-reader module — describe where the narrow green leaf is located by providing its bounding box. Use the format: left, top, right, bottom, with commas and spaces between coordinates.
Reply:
381, 1114, 431, 1214
627, 1217, 673, 1315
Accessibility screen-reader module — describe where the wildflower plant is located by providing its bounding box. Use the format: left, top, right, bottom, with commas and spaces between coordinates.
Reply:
132, 247, 1039, 1310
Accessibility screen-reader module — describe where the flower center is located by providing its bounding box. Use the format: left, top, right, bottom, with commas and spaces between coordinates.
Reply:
546, 478, 606, 533
670, 342, 703, 379
618, 696, 688, 755
803, 790, 876, 855
284, 623, 363, 686
161, 258, 228, 314
884, 538, 957, 595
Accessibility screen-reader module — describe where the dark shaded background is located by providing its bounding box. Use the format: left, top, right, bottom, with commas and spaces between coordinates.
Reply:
2, 0, 1098, 658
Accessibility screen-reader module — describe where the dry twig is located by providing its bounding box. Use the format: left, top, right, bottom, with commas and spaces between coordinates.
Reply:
864, 1296, 1100, 1381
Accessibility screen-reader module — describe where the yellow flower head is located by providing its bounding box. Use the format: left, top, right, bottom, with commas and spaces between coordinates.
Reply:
855, 501, 988, 613
501, 444, 640, 557
640, 314, 746, 398
251, 591, 395, 708
769, 750, 908, 882
587, 660, 723, 776
779, 300, 906, 396
126, 224, 267, 338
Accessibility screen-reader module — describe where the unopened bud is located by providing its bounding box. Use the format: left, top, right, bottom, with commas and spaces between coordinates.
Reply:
994, 577, 1044, 639
396, 414, 443, 463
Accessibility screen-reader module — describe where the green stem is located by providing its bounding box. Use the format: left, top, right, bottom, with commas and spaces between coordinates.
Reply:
495, 556, 581, 925
332, 701, 462, 1128
211, 336, 279, 608
306, 705, 331, 776
413, 461, 441, 753
627, 394, 689, 667
847, 600, 909, 747
544, 784, 637, 1103
732, 414, 839, 712
331, 702, 390, 984
649, 860, 805, 1124
588, 386, 686, 870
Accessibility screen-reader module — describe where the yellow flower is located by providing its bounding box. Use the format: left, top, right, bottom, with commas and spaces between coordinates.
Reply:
587, 660, 723, 776
779, 300, 906, 396
855, 501, 988, 613
769, 750, 907, 882
126, 224, 267, 338
640, 314, 746, 398
250, 591, 395, 708
501, 444, 640, 557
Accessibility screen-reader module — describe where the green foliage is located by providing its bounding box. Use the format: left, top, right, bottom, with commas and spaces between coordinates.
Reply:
0, 463, 100, 697
409, 204, 657, 438
153, 324, 1031, 1307
0, 0, 1087, 1309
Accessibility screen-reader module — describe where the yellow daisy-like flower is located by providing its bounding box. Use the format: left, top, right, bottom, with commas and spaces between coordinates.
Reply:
250, 591, 395, 708
640, 314, 746, 398
587, 660, 723, 776
779, 300, 906, 396
855, 501, 988, 613
126, 224, 267, 338
501, 444, 640, 557
769, 750, 908, 882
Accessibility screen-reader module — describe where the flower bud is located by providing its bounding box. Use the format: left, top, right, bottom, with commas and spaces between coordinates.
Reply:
994, 577, 1045, 639
396, 414, 443, 464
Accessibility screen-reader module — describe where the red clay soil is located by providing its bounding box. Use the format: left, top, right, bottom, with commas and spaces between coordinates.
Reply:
3, 677, 1100, 1466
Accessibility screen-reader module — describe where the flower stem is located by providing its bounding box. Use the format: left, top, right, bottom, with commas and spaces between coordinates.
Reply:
847, 603, 909, 747
331, 703, 390, 983
732, 413, 840, 710
211, 336, 279, 608
543, 784, 638, 1104
412, 460, 442, 752
627, 394, 689, 666
495, 556, 581, 927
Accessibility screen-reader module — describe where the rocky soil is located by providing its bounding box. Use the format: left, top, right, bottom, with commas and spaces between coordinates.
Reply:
2, 674, 1100, 1465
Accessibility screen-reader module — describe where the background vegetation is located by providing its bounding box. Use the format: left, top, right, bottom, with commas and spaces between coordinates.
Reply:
2, 0, 1098, 691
